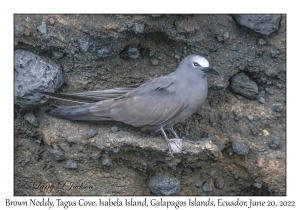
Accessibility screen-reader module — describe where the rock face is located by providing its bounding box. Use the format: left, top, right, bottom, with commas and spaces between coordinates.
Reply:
231, 73, 258, 100
14, 50, 63, 110
13, 14, 286, 196
148, 175, 181, 195
233, 14, 281, 35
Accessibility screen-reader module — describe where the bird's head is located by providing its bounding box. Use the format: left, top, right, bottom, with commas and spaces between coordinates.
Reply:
182, 55, 220, 76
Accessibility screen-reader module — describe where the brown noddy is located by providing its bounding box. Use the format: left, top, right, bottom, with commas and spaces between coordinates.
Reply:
41, 55, 219, 156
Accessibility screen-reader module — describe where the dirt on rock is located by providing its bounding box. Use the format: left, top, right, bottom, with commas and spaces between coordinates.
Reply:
14, 14, 286, 196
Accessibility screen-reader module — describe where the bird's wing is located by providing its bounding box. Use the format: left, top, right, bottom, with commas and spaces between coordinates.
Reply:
40, 84, 140, 104
90, 76, 189, 127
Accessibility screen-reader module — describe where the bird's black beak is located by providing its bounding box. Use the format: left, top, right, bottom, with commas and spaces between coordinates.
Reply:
202, 67, 220, 76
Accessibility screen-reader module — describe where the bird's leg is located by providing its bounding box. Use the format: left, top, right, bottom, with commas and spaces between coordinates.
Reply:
169, 126, 180, 138
169, 126, 200, 145
160, 127, 182, 156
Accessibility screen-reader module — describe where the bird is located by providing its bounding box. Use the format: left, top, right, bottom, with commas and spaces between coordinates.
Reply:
41, 55, 220, 156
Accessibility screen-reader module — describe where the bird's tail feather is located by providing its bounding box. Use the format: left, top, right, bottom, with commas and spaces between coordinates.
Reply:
46, 102, 113, 121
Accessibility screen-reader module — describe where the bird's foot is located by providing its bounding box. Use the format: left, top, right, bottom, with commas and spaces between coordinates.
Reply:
183, 139, 201, 144
166, 138, 183, 157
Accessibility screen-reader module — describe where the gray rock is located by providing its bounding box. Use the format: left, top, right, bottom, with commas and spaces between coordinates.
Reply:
97, 45, 112, 58
110, 126, 119, 133
134, 23, 145, 34
102, 157, 112, 167
195, 180, 202, 188
59, 142, 70, 152
257, 38, 267, 45
151, 59, 159, 66
253, 182, 262, 189
90, 151, 102, 160
213, 82, 227, 91
79, 40, 89, 52
258, 96, 265, 104
52, 51, 64, 59
273, 103, 284, 112
14, 50, 64, 110
41, 34, 50, 41
148, 175, 181, 196
14, 24, 24, 37
37, 22, 47, 34
270, 48, 281, 58
95, 134, 109, 150
217, 31, 229, 42
84, 129, 97, 139
149, 50, 155, 57
233, 14, 281, 35
24, 113, 39, 127
65, 159, 77, 169
231, 73, 258, 100
214, 177, 224, 189
268, 136, 280, 150
120, 46, 140, 59
174, 54, 180, 59
202, 182, 213, 192
232, 140, 249, 155
49, 149, 65, 161
247, 115, 254, 121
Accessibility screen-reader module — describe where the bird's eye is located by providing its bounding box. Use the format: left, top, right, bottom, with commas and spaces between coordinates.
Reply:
193, 62, 200, 67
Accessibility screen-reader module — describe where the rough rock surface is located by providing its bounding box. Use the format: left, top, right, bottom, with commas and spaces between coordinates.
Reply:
231, 73, 258, 100
148, 175, 181, 195
233, 14, 281, 35
14, 14, 286, 196
14, 49, 63, 110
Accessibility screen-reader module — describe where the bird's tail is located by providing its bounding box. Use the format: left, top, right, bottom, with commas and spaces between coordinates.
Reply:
46, 100, 114, 121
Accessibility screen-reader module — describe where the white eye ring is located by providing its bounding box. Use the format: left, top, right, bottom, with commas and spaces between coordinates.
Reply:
193, 62, 200, 67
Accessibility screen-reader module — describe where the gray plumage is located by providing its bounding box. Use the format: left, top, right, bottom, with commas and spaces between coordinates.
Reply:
41, 55, 219, 156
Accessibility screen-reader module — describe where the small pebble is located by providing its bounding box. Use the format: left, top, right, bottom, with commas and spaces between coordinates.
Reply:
257, 38, 267, 45
149, 50, 155, 57
102, 157, 112, 167
258, 96, 265, 104
270, 48, 281, 58
37, 22, 47, 34
84, 129, 97, 139
195, 180, 203, 188
49, 149, 65, 161
273, 103, 283, 112
65, 159, 77, 169
134, 23, 145, 34
253, 182, 262, 189
202, 182, 213, 192
24, 113, 39, 127
151, 59, 159, 66
268, 136, 280, 150
59, 142, 70, 152
232, 140, 249, 155
90, 151, 102, 160
174, 54, 180, 59
214, 177, 224, 189
79, 40, 89, 52
247, 115, 254, 121
111, 126, 119, 133
97, 46, 111, 58
52, 51, 64, 59
14, 24, 24, 37
48, 17, 55, 25
95, 135, 108, 150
